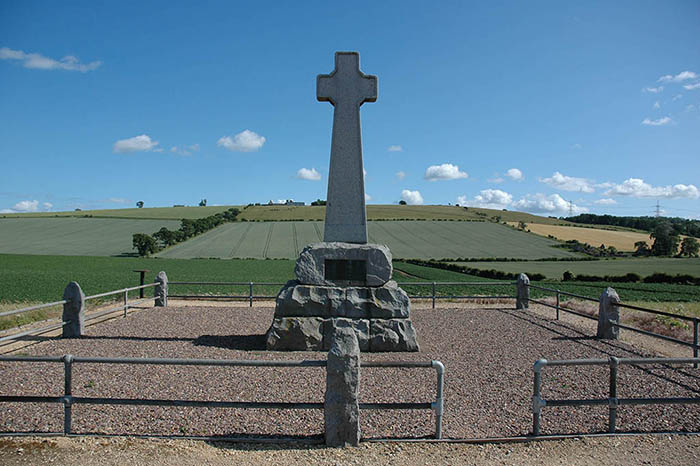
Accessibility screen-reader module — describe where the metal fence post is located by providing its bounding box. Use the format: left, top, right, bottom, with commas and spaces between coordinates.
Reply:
123, 289, 128, 317
608, 356, 619, 433
693, 318, 698, 369
63, 354, 73, 435
556, 290, 560, 320
532, 359, 547, 435
432, 360, 445, 439
432, 282, 436, 309
249, 282, 254, 307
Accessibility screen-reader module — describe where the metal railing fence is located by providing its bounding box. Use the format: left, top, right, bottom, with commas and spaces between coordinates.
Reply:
531, 356, 700, 436
168, 280, 517, 309
526, 284, 700, 362
0, 283, 157, 348
0, 354, 445, 439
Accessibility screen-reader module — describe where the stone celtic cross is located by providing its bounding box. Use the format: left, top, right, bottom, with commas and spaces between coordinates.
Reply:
317, 52, 377, 244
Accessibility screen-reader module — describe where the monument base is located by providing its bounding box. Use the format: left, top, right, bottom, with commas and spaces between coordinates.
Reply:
265, 279, 419, 352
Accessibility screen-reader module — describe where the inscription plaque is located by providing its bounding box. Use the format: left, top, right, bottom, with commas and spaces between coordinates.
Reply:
324, 259, 367, 283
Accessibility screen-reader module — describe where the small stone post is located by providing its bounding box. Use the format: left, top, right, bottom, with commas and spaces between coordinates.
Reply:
597, 287, 620, 339
516, 273, 530, 310
324, 327, 361, 447
62, 282, 85, 338
154, 271, 168, 307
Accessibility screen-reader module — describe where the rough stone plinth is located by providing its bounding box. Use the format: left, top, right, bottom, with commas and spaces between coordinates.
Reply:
266, 316, 418, 352
324, 327, 361, 447
317, 52, 377, 244
274, 280, 409, 319
265, 317, 324, 351
62, 281, 85, 338
296, 242, 392, 287
369, 319, 419, 352
597, 287, 620, 340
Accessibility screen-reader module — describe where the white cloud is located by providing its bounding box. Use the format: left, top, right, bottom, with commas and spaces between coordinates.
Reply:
296, 167, 321, 181
505, 168, 523, 181
113, 134, 159, 153
401, 189, 424, 205
458, 189, 513, 209
672, 94, 683, 101
217, 129, 265, 152
572, 143, 583, 150
643, 86, 664, 93
387, 145, 403, 152
513, 193, 587, 215
365, 193, 372, 201
169, 144, 200, 156
0, 199, 53, 213
424, 163, 468, 181
683, 82, 700, 91
487, 177, 504, 184
0, 47, 101, 72
686, 104, 696, 112
395, 171, 406, 180
539, 172, 595, 193
658, 71, 698, 83
641, 116, 672, 126
594, 198, 617, 205
653, 101, 660, 109
604, 178, 700, 199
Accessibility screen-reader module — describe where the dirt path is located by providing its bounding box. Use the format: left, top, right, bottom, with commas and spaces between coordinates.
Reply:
1, 434, 699, 465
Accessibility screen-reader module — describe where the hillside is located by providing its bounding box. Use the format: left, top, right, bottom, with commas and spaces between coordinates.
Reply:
1, 204, 576, 224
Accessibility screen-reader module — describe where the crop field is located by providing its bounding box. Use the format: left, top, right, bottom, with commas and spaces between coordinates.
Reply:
512, 222, 652, 251
0, 218, 181, 256
455, 258, 700, 280
0, 205, 240, 220
156, 221, 576, 260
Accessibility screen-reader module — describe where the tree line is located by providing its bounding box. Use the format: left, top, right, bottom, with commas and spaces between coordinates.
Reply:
132, 208, 240, 256
566, 213, 700, 238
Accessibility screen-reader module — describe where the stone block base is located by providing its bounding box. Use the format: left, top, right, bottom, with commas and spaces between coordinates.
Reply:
266, 317, 419, 352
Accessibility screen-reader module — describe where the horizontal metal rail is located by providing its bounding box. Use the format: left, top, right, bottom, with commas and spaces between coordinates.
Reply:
527, 298, 598, 321
616, 301, 696, 322
527, 284, 599, 303
0, 299, 69, 318
0, 355, 445, 439
0, 321, 67, 345
83, 283, 156, 301
611, 321, 697, 349
532, 356, 700, 436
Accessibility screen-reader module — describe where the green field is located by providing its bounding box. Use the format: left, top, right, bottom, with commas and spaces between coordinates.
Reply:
454, 258, 700, 279
0, 218, 181, 256
0, 205, 242, 220
156, 221, 575, 260
3, 254, 698, 307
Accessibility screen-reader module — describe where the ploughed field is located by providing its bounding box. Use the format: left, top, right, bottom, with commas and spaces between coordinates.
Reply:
0, 218, 181, 256
156, 221, 575, 260
515, 222, 652, 251
1, 304, 697, 438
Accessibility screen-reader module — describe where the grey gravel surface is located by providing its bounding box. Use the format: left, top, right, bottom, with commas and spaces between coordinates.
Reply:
0, 304, 698, 439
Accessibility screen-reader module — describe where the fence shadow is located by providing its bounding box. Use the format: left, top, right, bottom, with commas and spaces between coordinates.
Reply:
193, 334, 267, 351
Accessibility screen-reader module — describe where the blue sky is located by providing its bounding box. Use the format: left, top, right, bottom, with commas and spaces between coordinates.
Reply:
1, 1, 698, 218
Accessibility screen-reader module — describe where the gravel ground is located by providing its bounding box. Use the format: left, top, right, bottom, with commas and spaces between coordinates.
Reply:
2, 435, 700, 465
0, 304, 698, 439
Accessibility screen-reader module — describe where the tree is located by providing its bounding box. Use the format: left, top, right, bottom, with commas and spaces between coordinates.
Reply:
650, 221, 680, 256
199, 199, 207, 207
680, 237, 700, 257
153, 227, 178, 248
132, 233, 159, 256
399, 200, 407, 205
136, 201, 144, 208
634, 241, 651, 256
